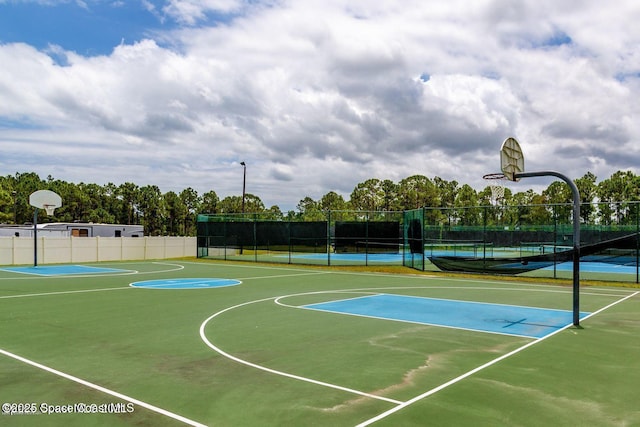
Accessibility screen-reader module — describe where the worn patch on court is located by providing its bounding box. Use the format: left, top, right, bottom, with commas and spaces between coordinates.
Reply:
130, 278, 241, 289
303, 294, 590, 339
1, 265, 132, 276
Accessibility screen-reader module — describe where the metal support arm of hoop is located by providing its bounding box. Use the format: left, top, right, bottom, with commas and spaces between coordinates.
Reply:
515, 170, 581, 327
498, 137, 581, 326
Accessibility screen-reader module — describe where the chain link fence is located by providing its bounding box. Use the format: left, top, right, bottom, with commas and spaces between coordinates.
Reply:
197, 202, 640, 283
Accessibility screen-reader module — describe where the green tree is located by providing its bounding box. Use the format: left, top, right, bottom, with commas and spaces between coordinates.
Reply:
380, 179, 399, 211
296, 196, 324, 221
575, 172, 598, 224
86, 208, 115, 224
542, 181, 572, 224
201, 190, 219, 214
48, 180, 87, 222
529, 193, 552, 225
431, 176, 458, 226
81, 183, 111, 216
13, 172, 45, 224
477, 185, 494, 207
263, 205, 284, 220
597, 171, 639, 225
219, 195, 243, 214
117, 182, 140, 225
102, 183, 122, 221
501, 190, 537, 227
218, 194, 264, 215
6, 167, 640, 235
434, 176, 458, 208
319, 191, 348, 211
454, 184, 480, 225
243, 194, 265, 214
398, 175, 438, 210
0, 176, 17, 223
138, 185, 165, 235
164, 191, 187, 236
179, 187, 200, 235
350, 179, 384, 211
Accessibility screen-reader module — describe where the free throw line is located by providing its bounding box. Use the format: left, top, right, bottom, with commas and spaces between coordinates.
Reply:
356, 291, 639, 426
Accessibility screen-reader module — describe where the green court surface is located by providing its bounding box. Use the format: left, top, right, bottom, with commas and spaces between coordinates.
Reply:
1, 260, 639, 426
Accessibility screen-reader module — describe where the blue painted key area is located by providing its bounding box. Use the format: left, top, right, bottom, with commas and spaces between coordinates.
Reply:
1, 265, 130, 276
304, 294, 590, 339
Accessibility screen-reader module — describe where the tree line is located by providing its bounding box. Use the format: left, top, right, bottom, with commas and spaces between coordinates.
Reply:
1, 170, 639, 236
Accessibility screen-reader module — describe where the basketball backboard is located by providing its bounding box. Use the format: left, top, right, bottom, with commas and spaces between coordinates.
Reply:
29, 190, 62, 215
500, 137, 524, 182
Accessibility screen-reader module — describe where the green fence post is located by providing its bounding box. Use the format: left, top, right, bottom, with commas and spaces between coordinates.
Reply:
253, 214, 258, 262
636, 202, 639, 284
327, 210, 331, 266
288, 218, 292, 265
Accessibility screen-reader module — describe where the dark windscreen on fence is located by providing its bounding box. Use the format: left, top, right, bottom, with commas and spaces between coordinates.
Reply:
334, 221, 401, 253
196, 205, 640, 283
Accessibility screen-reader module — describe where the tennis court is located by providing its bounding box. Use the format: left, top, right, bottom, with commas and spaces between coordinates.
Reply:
1, 260, 639, 426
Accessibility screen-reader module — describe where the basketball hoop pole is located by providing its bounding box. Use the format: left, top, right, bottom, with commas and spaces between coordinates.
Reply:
28, 190, 62, 268
515, 171, 581, 326
33, 208, 38, 267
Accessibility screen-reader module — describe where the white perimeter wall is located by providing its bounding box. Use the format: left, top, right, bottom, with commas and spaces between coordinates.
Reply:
0, 236, 196, 266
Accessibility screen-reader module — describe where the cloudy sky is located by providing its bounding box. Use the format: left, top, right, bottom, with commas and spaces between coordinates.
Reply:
1, 0, 639, 210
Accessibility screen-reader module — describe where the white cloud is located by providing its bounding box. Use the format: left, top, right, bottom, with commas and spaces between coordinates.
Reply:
1, 0, 639, 210
162, 0, 245, 25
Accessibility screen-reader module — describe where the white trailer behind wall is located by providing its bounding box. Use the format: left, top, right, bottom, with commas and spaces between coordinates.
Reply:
39, 223, 144, 237
0, 223, 144, 238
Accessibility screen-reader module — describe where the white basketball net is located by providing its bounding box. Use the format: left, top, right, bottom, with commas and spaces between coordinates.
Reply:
44, 204, 56, 216
483, 174, 506, 205
489, 184, 505, 204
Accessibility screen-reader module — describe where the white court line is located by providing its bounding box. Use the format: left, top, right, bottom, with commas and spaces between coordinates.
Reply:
184, 260, 640, 296
182, 260, 640, 302
0, 348, 207, 427
202, 285, 640, 411
236, 271, 333, 281
5, 261, 638, 423
276, 292, 384, 308
577, 291, 640, 322
199, 296, 404, 405
355, 291, 640, 426
0, 261, 185, 281
0, 266, 139, 277
0, 286, 132, 299
277, 289, 590, 339
0, 267, 328, 300
0, 262, 188, 299
130, 279, 241, 289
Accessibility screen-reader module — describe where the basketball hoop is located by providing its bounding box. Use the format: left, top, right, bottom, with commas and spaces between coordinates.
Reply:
29, 190, 62, 213
483, 173, 506, 204
44, 204, 57, 216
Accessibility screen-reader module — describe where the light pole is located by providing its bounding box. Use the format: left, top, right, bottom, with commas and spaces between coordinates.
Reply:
240, 161, 246, 214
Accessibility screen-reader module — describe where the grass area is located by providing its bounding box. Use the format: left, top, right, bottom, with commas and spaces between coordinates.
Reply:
1, 259, 639, 426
